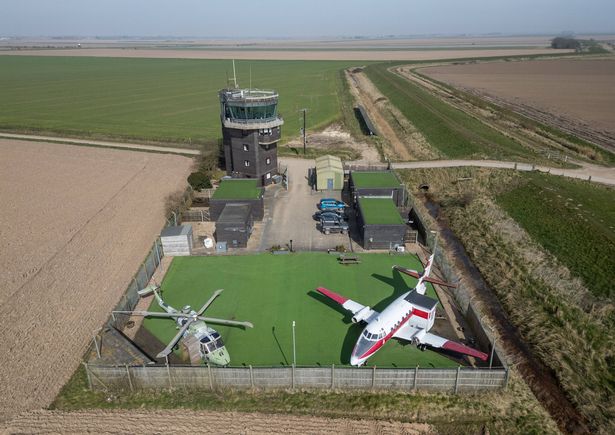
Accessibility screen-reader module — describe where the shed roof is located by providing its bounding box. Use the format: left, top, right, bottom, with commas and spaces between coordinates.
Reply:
315, 155, 343, 172
213, 179, 262, 200
358, 197, 404, 225
217, 203, 252, 224
351, 171, 400, 189
161, 225, 192, 238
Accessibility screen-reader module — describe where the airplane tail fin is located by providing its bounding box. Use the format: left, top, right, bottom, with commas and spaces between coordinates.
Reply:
415, 254, 435, 295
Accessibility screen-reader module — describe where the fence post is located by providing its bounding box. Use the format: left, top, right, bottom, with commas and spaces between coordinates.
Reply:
154, 239, 161, 266
504, 367, 510, 389
126, 364, 134, 392
414, 365, 419, 391
208, 364, 213, 390
331, 364, 335, 389
291, 364, 295, 389
372, 366, 376, 389
454, 366, 460, 394
249, 365, 254, 388
165, 357, 173, 389
83, 362, 92, 390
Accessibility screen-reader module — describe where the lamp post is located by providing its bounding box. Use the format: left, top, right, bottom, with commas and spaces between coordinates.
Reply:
292, 320, 296, 366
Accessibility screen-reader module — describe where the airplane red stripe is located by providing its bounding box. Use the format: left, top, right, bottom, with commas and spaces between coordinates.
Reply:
316, 287, 348, 305
412, 308, 429, 319
359, 338, 386, 359
442, 341, 488, 361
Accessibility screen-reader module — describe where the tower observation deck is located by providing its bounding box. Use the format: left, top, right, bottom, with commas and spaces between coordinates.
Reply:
220, 88, 284, 185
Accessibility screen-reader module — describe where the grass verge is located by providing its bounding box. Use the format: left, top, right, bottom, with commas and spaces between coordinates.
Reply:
398, 167, 615, 432
51, 365, 557, 434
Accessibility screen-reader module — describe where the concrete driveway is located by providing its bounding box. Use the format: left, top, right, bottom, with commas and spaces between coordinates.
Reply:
259, 158, 353, 251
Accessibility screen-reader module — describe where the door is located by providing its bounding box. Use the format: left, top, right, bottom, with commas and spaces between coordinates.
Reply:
327, 178, 334, 190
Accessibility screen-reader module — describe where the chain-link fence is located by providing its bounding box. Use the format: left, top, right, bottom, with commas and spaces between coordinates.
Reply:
85, 363, 508, 393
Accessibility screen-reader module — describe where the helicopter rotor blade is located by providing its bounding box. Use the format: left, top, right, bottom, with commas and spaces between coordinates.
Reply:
156, 318, 193, 359
113, 310, 186, 319
197, 289, 224, 316
198, 316, 253, 329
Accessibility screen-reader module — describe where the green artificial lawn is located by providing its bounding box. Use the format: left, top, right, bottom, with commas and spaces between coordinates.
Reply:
352, 171, 400, 189
144, 253, 457, 368
212, 179, 261, 200
358, 197, 405, 225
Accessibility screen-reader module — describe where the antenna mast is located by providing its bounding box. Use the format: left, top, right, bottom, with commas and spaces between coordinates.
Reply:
232, 60, 238, 88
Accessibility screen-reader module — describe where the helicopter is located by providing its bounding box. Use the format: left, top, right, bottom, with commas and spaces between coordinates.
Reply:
114, 285, 253, 366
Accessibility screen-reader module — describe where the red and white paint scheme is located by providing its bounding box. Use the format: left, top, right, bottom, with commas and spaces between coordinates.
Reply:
317, 254, 488, 366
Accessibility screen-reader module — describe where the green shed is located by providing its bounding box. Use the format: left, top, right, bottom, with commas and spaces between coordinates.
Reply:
315, 155, 344, 191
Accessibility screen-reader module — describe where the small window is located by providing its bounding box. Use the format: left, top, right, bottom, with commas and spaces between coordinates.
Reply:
243, 144, 249, 151
266, 172, 271, 179
244, 160, 250, 167
266, 157, 271, 165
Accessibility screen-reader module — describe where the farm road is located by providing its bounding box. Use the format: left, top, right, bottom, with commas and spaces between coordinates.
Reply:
0, 133, 200, 156
391, 159, 615, 186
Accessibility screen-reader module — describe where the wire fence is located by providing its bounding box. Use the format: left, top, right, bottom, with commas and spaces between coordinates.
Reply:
85, 363, 508, 393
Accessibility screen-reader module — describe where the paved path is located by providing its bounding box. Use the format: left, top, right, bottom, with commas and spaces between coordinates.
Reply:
0, 133, 200, 156
391, 159, 615, 186
3, 132, 613, 185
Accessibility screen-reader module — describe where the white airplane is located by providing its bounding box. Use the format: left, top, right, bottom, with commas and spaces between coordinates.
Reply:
317, 254, 488, 366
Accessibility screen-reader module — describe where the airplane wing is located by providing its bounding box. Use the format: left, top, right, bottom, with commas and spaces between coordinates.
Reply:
393, 324, 488, 361
422, 332, 488, 361
393, 266, 458, 288
316, 287, 379, 322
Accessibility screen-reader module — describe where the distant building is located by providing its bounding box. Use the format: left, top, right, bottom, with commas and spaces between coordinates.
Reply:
219, 88, 284, 186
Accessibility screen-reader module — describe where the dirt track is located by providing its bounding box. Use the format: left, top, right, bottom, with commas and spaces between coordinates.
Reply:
0, 140, 192, 422
0, 47, 567, 61
4, 409, 433, 434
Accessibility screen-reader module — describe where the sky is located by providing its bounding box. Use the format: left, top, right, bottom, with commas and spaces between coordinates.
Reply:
1, 0, 614, 38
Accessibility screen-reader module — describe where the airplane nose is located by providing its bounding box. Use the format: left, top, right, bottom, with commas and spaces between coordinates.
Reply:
350, 356, 360, 366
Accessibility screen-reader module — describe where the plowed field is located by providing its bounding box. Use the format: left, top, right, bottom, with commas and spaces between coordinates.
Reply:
4, 409, 433, 434
0, 140, 192, 422
421, 59, 615, 151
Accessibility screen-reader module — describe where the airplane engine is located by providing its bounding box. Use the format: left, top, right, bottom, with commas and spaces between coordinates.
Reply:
351, 306, 372, 324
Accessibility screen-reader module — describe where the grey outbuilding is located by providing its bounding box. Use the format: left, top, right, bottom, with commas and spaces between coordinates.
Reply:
215, 204, 253, 248
349, 171, 406, 206
356, 197, 407, 250
160, 225, 194, 256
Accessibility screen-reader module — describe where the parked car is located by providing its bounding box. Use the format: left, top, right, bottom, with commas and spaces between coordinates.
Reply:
318, 198, 346, 211
320, 214, 350, 235
313, 210, 348, 221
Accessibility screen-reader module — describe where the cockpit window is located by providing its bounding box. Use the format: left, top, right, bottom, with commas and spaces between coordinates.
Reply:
200, 335, 225, 353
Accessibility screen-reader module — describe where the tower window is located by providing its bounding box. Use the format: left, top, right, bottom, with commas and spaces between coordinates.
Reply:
243, 144, 249, 151
244, 160, 250, 167
266, 157, 271, 165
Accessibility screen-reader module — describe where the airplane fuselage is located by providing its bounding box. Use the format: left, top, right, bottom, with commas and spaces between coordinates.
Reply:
350, 290, 435, 366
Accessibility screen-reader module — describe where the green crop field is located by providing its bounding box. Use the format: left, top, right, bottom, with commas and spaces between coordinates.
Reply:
0, 56, 358, 148
496, 172, 615, 298
144, 253, 458, 368
364, 63, 540, 161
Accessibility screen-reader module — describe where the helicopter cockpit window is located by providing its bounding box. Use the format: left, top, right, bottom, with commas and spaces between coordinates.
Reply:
200, 334, 225, 353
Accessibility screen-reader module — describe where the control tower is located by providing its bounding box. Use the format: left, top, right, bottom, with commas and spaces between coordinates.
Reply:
219, 87, 284, 186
